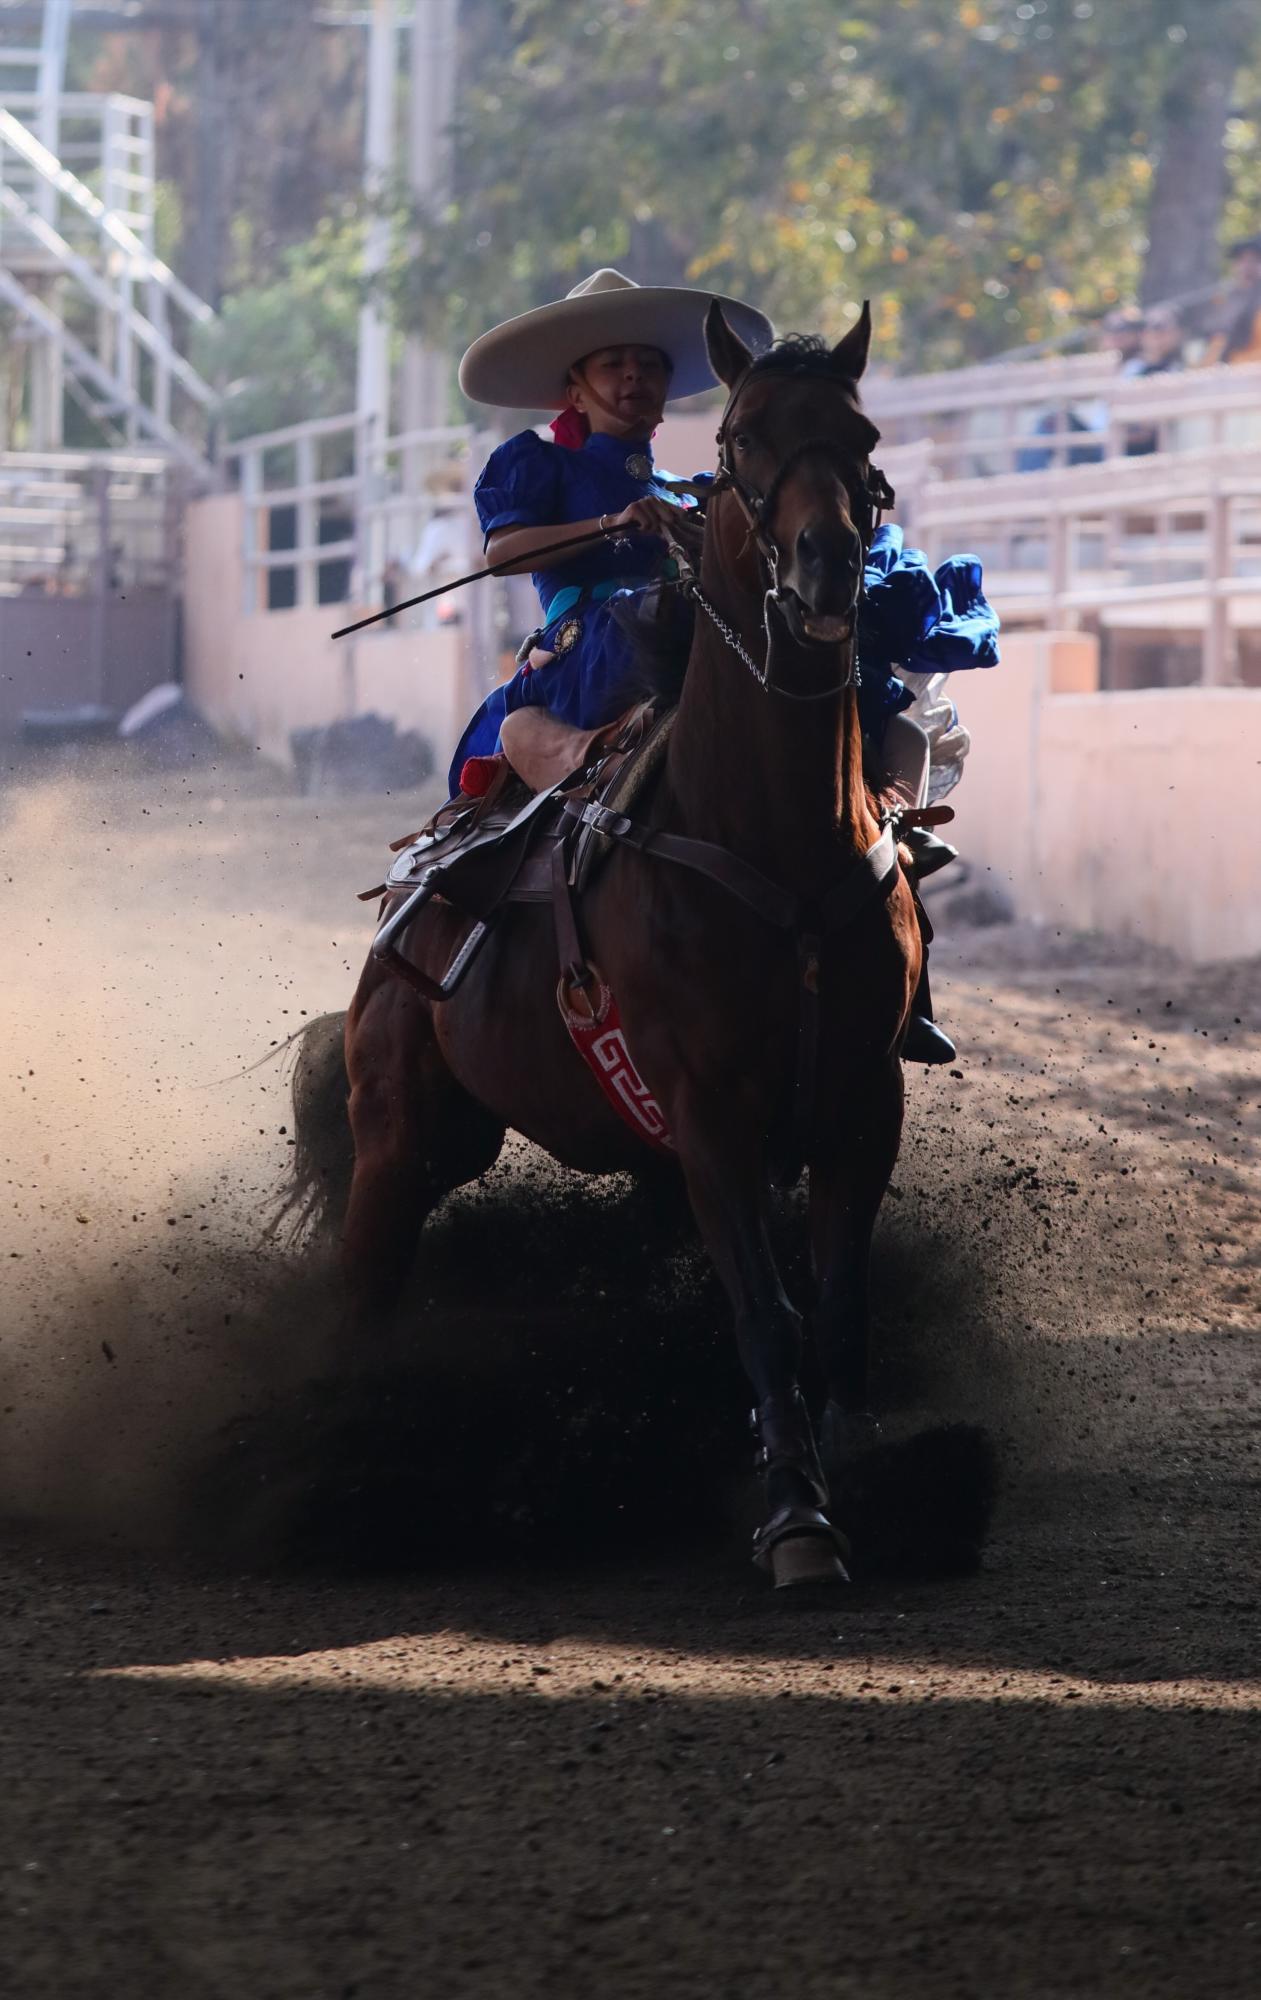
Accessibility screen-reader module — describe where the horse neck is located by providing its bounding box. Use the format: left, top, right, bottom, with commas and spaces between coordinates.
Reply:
666, 546, 876, 889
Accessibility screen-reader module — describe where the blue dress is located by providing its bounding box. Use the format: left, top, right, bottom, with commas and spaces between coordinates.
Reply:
448, 428, 701, 791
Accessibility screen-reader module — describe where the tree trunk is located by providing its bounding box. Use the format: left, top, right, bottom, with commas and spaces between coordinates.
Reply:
189, 0, 226, 307
1141, 31, 1243, 308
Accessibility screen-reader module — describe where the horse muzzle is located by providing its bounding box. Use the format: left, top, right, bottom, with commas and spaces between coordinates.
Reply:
775, 581, 859, 650
776, 521, 862, 645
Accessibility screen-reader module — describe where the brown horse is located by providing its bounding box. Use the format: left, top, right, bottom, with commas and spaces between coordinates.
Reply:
341, 303, 921, 1585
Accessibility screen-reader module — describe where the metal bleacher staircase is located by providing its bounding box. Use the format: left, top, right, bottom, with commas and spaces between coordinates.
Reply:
0, 0, 218, 475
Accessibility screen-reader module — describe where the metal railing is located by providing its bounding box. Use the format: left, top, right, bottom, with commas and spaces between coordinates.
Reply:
222, 410, 484, 617
912, 446, 1261, 684
859, 351, 1261, 684
0, 97, 216, 461
866, 354, 1261, 481
0, 446, 181, 595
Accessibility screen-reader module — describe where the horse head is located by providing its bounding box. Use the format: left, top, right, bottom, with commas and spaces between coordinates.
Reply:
704, 301, 886, 661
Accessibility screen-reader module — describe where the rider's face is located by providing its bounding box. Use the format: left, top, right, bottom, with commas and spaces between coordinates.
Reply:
567, 345, 672, 436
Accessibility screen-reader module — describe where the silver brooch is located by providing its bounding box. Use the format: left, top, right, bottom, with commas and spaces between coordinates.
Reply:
625, 452, 652, 483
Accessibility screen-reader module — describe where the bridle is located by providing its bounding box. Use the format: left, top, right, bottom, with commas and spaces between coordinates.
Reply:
668, 361, 896, 703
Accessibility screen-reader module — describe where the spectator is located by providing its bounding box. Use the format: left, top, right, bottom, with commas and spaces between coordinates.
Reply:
1204, 236, 1261, 365
1135, 307, 1184, 376
381, 554, 405, 612
408, 461, 478, 625
1014, 303, 1143, 472
1123, 308, 1184, 457
1101, 305, 1146, 377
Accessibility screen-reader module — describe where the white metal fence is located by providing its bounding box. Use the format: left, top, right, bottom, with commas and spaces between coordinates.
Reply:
0, 446, 180, 594
221, 410, 489, 619
866, 353, 1261, 480
864, 352, 1261, 685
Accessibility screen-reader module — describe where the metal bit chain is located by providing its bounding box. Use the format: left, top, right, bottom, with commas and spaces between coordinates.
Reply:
668, 539, 861, 703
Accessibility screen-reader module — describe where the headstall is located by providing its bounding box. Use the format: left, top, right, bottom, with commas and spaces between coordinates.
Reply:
668, 362, 896, 703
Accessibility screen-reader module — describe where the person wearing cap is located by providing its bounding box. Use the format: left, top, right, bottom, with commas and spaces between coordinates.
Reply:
448, 267, 772, 796
1204, 237, 1261, 365
1102, 305, 1147, 377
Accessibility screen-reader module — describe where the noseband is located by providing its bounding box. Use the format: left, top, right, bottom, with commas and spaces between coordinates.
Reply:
669, 363, 896, 703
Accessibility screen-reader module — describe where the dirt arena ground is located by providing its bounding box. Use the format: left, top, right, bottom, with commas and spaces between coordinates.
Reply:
1, 753, 1257, 1999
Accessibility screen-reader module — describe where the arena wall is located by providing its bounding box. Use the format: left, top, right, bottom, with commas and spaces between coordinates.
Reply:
949, 632, 1261, 963
183, 493, 471, 770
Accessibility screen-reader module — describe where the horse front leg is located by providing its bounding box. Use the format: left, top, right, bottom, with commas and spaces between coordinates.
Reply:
808, 1058, 904, 1456
675, 1105, 848, 1588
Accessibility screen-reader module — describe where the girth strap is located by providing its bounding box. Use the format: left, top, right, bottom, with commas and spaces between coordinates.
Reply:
563, 800, 899, 938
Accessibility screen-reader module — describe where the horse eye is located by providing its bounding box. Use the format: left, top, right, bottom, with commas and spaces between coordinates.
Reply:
732, 432, 752, 453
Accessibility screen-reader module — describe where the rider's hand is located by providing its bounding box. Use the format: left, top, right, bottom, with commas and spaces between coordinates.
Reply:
606, 497, 697, 544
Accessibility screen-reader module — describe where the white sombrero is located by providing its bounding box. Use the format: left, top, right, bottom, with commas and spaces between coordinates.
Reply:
458, 267, 774, 410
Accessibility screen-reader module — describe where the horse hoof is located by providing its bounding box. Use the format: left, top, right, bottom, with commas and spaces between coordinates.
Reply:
768, 1532, 850, 1590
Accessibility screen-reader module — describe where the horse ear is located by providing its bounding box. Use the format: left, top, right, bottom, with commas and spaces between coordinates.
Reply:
830, 301, 873, 382
705, 300, 754, 390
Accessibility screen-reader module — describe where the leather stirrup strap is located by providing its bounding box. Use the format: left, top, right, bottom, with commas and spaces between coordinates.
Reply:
551, 825, 588, 985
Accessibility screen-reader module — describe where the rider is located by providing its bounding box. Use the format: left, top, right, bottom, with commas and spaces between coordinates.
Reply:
450, 269, 998, 1063
449, 267, 769, 791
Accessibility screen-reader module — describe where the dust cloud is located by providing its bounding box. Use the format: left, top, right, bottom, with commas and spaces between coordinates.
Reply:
0, 753, 387, 1540
1, 749, 1256, 1570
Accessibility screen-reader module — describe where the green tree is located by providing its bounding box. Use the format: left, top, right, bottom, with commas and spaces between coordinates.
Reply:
395, 0, 1261, 376
82, 0, 366, 302
192, 215, 363, 439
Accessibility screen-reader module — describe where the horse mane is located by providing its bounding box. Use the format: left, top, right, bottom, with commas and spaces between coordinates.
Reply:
748, 333, 841, 380
745, 334, 881, 450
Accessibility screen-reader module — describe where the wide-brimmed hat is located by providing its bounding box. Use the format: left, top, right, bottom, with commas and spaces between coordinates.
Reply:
458, 267, 773, 410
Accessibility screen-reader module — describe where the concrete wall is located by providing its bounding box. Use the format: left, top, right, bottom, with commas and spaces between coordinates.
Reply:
183, 493, 472, 770
0, 589, 177, 735
654, 408, 720, 478
948, 631, 1261, 962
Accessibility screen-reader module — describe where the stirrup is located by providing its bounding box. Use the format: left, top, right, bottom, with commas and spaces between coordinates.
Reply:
903, 1013, 956, 1065
904, 824, 958, 881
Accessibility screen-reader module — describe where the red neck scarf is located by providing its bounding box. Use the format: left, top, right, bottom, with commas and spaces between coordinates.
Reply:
549, 406, 590, 450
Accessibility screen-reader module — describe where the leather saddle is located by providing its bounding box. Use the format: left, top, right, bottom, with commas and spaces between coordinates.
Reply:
365, 702, 675, 1003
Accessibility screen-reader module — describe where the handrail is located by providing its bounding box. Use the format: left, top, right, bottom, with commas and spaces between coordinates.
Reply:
0, 107, 212, 323
912, 442, 1261, 522
866, 353, 1261, 426
220, 411, 365, 457
0, 265, 206, 474
0, 448, 171, 473
0, 181, 218, 408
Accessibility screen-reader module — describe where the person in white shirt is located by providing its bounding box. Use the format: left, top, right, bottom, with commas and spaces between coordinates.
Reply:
408, 462, 480, 623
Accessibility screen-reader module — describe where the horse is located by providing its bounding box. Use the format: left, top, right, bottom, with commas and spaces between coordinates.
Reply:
339, 301, 922, 1586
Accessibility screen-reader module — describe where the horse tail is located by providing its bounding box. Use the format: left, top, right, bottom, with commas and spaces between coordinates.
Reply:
266, 1011, 353, 1247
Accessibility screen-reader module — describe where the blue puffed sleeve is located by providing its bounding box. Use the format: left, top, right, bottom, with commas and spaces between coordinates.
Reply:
473, 431, 563, 547
860, 524, 999, 677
